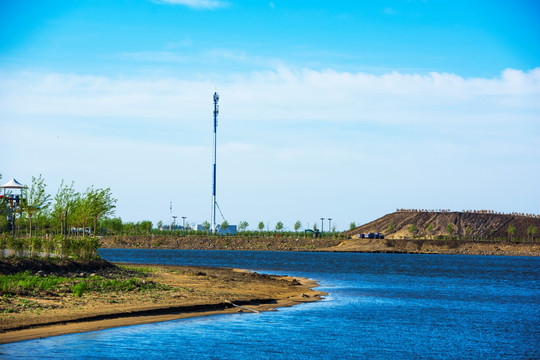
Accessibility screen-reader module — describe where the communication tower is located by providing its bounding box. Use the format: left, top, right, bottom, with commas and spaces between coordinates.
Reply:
211, 92, 219, 233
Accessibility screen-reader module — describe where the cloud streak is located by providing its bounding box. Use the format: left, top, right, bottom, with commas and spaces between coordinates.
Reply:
152, 0, 229, 9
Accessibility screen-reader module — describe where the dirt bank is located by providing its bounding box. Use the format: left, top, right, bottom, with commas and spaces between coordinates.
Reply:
328, 238, 540, 256
100, 235, 342, 251
0, 259, 324, 344
99, 235, 539, 256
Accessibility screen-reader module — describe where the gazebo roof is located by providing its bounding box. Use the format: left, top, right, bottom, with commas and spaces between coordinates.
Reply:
0, 178, 26, 189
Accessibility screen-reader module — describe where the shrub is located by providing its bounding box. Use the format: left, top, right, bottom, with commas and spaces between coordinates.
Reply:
72, 281, 88, 297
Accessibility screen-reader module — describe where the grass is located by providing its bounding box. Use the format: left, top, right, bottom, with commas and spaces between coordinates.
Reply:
0, 272, 171, 298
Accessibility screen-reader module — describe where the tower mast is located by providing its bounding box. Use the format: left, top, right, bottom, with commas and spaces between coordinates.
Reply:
211, 92, 219, 233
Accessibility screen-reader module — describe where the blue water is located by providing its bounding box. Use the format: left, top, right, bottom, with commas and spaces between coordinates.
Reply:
1, 250, 538, 359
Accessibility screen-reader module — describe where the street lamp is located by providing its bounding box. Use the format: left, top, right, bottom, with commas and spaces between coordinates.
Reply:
172, 216, 177, 233
328, 218, 332, 233
182, 216, 187, 236
320, 218, 325, 234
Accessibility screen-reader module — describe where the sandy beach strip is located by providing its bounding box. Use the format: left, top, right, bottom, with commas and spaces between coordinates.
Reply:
0, 263, 325, 344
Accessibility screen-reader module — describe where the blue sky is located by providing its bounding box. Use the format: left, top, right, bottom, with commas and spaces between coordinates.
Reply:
1, 0, 539, 231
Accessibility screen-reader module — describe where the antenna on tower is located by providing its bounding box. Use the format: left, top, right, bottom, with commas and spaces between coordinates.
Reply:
211, 91, 219, 234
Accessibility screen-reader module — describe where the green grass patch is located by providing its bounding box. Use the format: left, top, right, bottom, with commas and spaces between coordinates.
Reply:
1, 272, 171, 298
0, 271, 69, 295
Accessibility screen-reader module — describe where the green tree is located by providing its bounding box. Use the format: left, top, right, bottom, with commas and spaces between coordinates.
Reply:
408, 224, 416, 239
238, 221, 249, 232
139, 220, 152, 234
53, 180, 79, 236
527, 225, 538, 241
258, 221, 265, 232
89, 188, 116, 234
220, 220, 229, 233
387, 223, 395, 233
275, 221, 284, 232
75, 187, 96, 237
201, 221, 210, 232
294, 220, 302, 232
465, 226, 472, 240
446, 224, 454, 239
349, 222, 356, 231
22, 174, 51, 236
507, 224, 516, 241
101, 217, 123, 235
426, 223, 434, 239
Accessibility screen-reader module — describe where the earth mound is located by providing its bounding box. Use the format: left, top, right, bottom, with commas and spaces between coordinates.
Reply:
346, 210, 540, 241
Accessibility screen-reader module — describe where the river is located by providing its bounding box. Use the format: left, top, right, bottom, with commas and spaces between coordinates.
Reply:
1, 250, 538, 359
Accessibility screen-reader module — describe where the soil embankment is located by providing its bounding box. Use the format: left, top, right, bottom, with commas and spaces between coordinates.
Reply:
0, 259, 324, 344
99, 234, 539, 256
346, 211, 540, 241
327, 238, 540, 256
100, 235, 342, 251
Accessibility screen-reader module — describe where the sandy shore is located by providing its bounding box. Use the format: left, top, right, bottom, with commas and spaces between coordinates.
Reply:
0, 263, 325, 344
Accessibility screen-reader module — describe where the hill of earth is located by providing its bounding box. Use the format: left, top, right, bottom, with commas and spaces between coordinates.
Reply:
346, 210, 540, 241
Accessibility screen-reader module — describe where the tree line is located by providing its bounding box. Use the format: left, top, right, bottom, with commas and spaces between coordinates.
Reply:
0, 174, 116, 237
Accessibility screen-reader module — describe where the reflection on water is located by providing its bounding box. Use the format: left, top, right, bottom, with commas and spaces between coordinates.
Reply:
1, 250, 538, 359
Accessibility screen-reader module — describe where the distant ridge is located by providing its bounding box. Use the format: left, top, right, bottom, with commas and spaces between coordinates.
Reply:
346, 211, 540, 241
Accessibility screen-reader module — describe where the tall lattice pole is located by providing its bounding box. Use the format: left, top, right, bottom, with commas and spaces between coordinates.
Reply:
211, 92, 219, 234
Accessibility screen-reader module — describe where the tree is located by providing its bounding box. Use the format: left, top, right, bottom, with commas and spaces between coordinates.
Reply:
408, 224, 416, 239
294, 220, 302, 232
238, 221, 249, 232
220, 220, 229, 233
527, 225, 538, 241
53, 180, 79, 236
89, 188, 116, 234
23, 175, 51, 236
258, 221, 265, 232
75, 187, 97, 237
446, 224, 453, 239
387, 223, 395, 233
426, 223, 434, 239
201, 221, 210, 232
507, 225, 516, 242
139, 220, 152, 234
349, 222, 356, 231
275, 221, 283, 232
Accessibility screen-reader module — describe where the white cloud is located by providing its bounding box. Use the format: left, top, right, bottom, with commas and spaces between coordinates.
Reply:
1, 66, 538, 228
152, 0, 229, 9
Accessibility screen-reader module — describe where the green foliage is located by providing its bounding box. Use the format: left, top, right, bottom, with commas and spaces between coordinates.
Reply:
408, 224, 416, 236
507, 225, 516, 241
72, 281, 88, 297
238, 221, 249, 232
220, 220, 229, 231
258, 221, 265, 231
201, 221, 210, 232
275, 221, 284, 232
0, 271, 69, 295
388, 223, 395, 233
527, 225, 538, 241
446, 223, 453, 236
294, 220, 302, 232
349, 222, 356, 231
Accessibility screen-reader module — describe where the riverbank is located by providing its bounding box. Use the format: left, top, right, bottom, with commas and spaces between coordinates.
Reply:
99, 235, 540, 256
0, 259, 324, 344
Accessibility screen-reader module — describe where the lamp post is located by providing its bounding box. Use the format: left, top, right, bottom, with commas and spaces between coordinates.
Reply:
328, 218, 332, 233
172, 216, 177, 234
320, 218, 325, 234
182, 216, 187, 236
